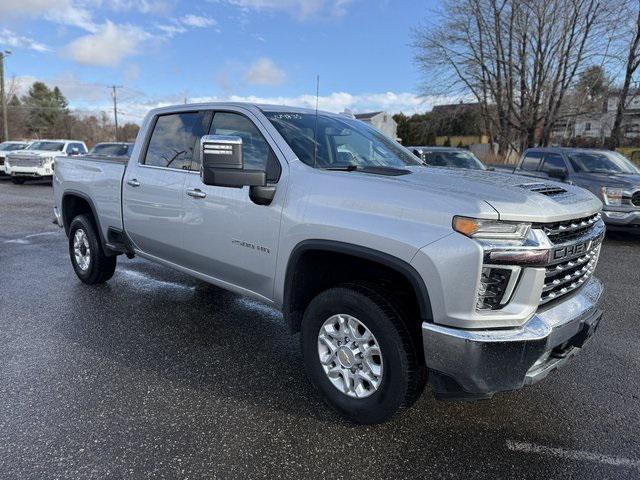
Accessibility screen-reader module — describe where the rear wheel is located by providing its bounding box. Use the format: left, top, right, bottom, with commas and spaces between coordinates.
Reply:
11, 177, 25, 185
301, 284, 426, 424
68, 214, 117, 284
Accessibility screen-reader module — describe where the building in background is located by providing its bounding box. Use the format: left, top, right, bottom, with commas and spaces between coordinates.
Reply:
354, 111, 398, 140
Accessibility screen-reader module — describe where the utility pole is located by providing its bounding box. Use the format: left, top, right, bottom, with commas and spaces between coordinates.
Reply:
109, 85, 122, 141
0, 50, 12, 142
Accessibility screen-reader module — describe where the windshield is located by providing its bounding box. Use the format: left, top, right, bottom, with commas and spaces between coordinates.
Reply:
28, 141, 65, 152
265, 112, 421, 169
0, 142, 27, 151
90, 143, 132, 156
422, 150, 485, 170
569, 151, 639, 174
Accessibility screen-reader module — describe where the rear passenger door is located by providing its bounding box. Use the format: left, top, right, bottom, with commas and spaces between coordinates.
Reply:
123, 110, 211, 264
182, 108, 285, 300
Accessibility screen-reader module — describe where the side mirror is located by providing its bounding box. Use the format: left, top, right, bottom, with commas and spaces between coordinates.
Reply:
200, 135, 266, 188
547, 167, 567, 181
70, 147, 80, 156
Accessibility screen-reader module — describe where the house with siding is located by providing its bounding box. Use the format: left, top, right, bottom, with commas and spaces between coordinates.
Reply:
354, 111, 398, 140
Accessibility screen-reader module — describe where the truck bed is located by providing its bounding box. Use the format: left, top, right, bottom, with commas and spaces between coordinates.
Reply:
53, 155, 128, 238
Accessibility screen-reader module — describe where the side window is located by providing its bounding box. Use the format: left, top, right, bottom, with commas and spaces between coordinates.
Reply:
144, 112, 209, 170
208, 112, 281, 182
520, 151, 543, 171
541, 153, 567, 173
65, 143, 74, 154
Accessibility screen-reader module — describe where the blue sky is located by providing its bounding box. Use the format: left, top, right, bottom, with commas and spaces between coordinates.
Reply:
0, 0, 442, 122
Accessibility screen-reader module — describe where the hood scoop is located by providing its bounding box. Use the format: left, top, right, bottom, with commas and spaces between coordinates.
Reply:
518, 183, 568, 197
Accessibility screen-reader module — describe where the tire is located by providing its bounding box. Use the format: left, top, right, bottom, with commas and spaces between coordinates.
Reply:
68, 214, 117, 284
11, 177, 25, 185
301, 284, 427, 424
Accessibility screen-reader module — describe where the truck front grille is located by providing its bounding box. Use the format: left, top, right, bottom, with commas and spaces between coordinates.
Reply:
538, 213, 601, 244
8, 156, 42, 167
633, 192, 640, 207
540, 244, 601, 305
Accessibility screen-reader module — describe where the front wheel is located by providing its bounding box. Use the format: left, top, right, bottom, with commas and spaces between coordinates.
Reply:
68, 214, 117, 284
301, 284, 426, 424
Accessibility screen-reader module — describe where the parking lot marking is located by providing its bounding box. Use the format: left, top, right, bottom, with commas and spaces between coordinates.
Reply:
506, 440, 640, 469
2, 232, 59, 244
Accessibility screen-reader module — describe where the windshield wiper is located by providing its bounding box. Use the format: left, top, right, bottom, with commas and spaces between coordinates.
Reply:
321, 165, 411, 176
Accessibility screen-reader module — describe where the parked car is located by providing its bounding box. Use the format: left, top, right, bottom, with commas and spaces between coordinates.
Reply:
502, 147, 640, 233
88, 142, 134, 158
53, 103, 604, 424
5, 139, 87, 184
0, 141, 30, 176
408, 146, 489, 170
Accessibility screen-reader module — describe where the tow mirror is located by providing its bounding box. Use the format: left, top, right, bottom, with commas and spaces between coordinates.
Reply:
547, 167, 567, 181
200, 135, 266, 188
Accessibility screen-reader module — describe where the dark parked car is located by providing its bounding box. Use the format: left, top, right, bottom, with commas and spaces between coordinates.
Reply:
88, 142, 134, 158
408, 146, 489, 171
505, 147, 640, 232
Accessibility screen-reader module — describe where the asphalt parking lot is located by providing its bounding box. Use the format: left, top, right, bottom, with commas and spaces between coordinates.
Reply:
1, 179, 639, 479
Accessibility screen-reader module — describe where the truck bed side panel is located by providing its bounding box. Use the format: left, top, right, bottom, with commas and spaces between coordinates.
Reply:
54, 156, 126, 238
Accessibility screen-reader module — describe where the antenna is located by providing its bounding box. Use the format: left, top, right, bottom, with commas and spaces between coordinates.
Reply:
313, 74, 319, 168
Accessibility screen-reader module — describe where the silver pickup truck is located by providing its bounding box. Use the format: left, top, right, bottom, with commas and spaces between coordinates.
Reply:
53, 103, 605, 424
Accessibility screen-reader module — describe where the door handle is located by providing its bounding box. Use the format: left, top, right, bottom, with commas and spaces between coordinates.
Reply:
127, 179, 140, 187
186, 188, 207, 199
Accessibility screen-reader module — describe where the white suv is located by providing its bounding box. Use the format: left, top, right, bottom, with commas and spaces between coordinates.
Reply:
6, 140, 87, 184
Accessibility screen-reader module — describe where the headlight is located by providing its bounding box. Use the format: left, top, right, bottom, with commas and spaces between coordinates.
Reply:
600, 186, 624, 206
453, 216, 531, 242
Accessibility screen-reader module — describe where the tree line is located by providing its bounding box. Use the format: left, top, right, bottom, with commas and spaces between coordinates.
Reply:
412, 0, 640, 156
0, 81, 139, 146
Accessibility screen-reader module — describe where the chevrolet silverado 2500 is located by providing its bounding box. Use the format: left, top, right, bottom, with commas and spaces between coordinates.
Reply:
53, 103, 605, 424
7, 139, 87, 184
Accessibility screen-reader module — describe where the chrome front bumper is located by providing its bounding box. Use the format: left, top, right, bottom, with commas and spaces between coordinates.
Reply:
602, 209, 640, 228
422, 276, 603, 399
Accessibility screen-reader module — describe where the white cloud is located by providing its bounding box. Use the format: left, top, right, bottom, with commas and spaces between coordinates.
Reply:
64, 21, 150, 67
157, 23, 187, 37
243, 58, 286, 86
0, 0, 96, 31
106, 0, 171, 14
0, 28, 51, 52
225, 0, 354, 19
180, 14, 217, 28
158, 14, 217, 38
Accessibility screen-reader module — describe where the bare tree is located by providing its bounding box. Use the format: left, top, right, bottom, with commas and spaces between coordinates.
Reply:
608, 0, 640, 149
414, 0, 616, 156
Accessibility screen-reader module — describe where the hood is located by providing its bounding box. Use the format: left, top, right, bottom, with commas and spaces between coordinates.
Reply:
378, 167, 602, 223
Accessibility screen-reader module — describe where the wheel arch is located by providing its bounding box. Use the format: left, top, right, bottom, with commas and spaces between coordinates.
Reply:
61, 190, 107, 249
283, 240, 433, 333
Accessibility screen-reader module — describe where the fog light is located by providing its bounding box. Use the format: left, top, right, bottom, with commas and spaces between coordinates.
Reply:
476, 267, 518, 311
